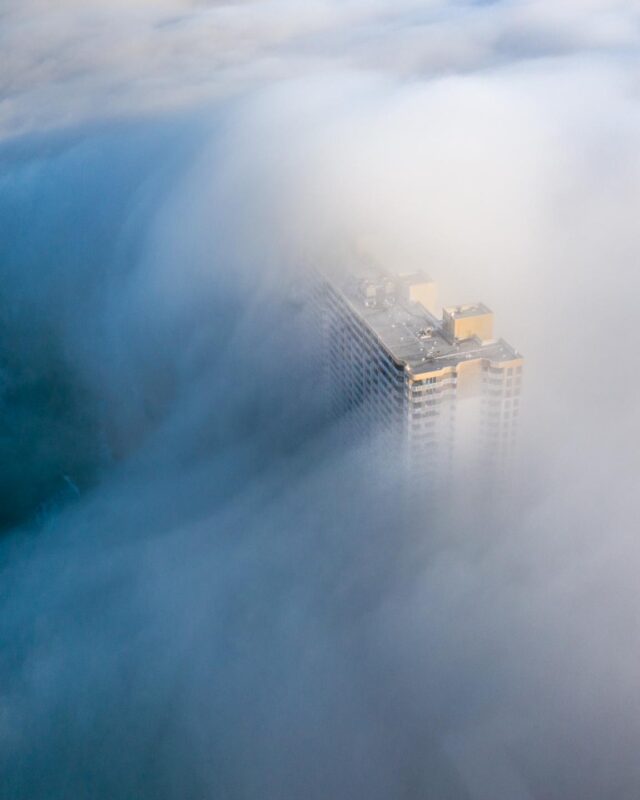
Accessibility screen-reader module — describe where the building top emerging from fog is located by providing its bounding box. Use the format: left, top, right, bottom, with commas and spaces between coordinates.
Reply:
320, 266, 523, 478
327, 269, 521, 379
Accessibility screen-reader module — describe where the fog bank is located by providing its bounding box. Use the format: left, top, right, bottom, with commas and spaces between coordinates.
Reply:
2, 2, 640, 798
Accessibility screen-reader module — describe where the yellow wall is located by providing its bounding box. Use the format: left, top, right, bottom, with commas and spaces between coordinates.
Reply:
408, 281, 437, 314
410, 356, 523, 383
455, 360, 484, 397
443, 308, 494, 342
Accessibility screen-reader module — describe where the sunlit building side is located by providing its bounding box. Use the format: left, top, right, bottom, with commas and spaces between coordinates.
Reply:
319, 269, 523, 482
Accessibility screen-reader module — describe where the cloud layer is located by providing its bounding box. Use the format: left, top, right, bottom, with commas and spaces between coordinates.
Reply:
2, 2, 640, 798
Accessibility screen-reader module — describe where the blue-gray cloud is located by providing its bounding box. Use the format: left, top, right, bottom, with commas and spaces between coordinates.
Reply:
2, 2, 640, 799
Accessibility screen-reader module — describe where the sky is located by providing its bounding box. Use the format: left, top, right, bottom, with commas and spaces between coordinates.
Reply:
2, 1, 640, 798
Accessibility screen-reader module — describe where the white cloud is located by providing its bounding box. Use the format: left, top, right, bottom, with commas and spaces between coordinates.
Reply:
2, 2, 640, 798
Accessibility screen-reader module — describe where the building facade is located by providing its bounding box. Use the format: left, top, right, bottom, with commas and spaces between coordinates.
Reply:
319, 269, 523, 482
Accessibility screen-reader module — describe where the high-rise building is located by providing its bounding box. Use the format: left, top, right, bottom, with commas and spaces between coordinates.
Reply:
319, 268, 523, 481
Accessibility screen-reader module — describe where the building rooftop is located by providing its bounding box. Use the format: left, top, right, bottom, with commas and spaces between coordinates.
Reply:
444, 302, 492, 319
327, 268, 522, 377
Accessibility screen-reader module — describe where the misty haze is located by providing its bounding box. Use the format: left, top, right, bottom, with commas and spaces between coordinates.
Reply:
2, 2, 640, 799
